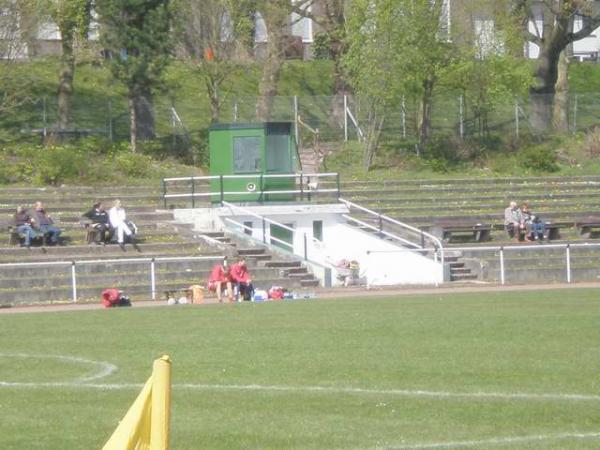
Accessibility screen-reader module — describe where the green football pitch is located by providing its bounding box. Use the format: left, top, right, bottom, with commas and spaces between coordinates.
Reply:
1, 289, 599, 449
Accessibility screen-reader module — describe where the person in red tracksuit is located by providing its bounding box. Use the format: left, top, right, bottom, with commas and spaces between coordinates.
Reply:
230, 257, 254, 301
207, 262, 233, 303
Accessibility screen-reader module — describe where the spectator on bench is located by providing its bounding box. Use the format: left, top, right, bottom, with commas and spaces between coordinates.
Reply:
30, 201, 61, 245
14, 205, 38, 248
504, 201, 524, 241
109, 199, 137, 249
207, 261, 234, 303
521, 202, 545, 241
83, 202, 112, 245
230, 257, 254, 301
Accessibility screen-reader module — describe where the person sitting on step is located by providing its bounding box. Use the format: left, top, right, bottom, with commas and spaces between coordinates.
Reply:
207, 261, 234, 303
521, 202, 545, 242
13, 205, 38, 248
230, 257, 254, 301
83, 201, 112, 245
504, 201, 524, 241
30, 201, 62, 245
108, 199, 137, 249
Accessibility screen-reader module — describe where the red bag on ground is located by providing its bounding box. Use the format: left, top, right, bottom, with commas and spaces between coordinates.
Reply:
101, 288, 120, 308
268, 286, 284, 300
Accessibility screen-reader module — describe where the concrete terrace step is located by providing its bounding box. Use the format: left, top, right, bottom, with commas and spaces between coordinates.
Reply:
0, 242, 218, 262
0, 266, 289, 289
340, 175, 600, 189
0, 277, 305, 305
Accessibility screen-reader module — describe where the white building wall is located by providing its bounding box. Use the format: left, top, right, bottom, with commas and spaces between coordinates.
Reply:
173, 204, 443, 286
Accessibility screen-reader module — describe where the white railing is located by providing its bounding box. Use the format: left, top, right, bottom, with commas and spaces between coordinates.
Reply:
0, 255, 223, 304
339, 198, 444, 267
161, 172, 341, 208
368, 242, 600, 285
220, 201, 335, 285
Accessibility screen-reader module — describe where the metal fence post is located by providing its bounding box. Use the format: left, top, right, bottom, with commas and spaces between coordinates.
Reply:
303, 233, 308, 260
344, 95, 348, 141
573, 94, 578, 134
300, 173, 304, 200
162, 179, 167, 209
71, 261, 77, 303
336, 173, 341, 200
401, 95, 406, 139
220, 175, 224, 206
262, 217, 267, 243
499, 247, 505, 285
107, 99, 113, 142
294, 95, 299, 145
566, 244, 571, 283
515, 101, 519, 138
191, 176, 195, 208
459, 95, 464, 139
151, 258, 156, 300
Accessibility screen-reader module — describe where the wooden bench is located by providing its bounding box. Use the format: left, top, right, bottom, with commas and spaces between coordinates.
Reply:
543, 222, 570, 240
431, 222, 492, 243
7, 225, 48, 246
575, 218, 600, 238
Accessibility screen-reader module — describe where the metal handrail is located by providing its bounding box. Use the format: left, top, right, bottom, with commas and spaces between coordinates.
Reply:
161, 172, 341, 207
342, 214, 421, 249
221, 201, 336, 284
223, 217, 294, 251
222, 201, 296, 234
367, 241, 600, 285
339, 197, 444, 266
0, 255, 224, 303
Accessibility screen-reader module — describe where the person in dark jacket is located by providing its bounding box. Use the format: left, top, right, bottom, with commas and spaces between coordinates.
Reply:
83, 202, 112, 244
30, 201, 61, 245
14, 205, 38, 248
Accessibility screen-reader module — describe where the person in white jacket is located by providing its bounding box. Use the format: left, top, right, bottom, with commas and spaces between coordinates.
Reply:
109, 199, 137, 247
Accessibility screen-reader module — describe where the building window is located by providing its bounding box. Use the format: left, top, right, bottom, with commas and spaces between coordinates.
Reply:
243, 221, 253, 236
313, 220, 323, 241
233, 136, 261, 173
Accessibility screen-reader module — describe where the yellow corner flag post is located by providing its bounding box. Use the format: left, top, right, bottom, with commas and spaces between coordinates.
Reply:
102, 355, 172, 450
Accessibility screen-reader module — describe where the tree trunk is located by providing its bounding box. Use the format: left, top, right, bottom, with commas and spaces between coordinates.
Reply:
553, 49, 570, 132
206, 75, 221, 123
418, 77, 434, 150
256, 6, 286, 122
529, 43, 562, 133
363, 101, 385, 171
256, 37, 283, 121
128, 94, 137, 153
132, 88, 155, 140
57, 31, 74, 131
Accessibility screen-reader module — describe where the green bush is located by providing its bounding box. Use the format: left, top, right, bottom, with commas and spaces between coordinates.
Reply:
112, 151, 155, 178
518, 145, 560, 172
33, 145, 90, 185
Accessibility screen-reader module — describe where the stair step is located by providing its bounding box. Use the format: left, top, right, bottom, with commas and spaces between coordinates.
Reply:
451, 273, 478, 281
237, 248, 267, 256
264, 260, 302, 268
450, 267, 471, 274
300, 279, 320, 287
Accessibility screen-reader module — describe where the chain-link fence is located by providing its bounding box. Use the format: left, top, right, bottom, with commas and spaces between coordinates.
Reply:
5, 92, 600, 153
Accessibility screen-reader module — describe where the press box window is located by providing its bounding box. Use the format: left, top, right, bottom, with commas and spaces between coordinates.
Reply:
233, 136, 261, 173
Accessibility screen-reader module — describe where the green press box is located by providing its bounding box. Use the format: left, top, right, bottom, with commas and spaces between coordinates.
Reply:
209, 122, 299, 203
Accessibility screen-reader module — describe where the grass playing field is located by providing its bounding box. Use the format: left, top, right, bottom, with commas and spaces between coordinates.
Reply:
0, 288, 599, 449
